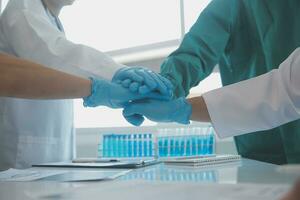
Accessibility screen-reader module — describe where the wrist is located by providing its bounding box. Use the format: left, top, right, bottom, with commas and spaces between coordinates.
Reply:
172, 97, 192, 124
83, 78, 108, 107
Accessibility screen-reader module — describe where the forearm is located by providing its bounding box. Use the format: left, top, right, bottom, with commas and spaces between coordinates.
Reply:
187, 96, 211, 122
0, 53, 91, 99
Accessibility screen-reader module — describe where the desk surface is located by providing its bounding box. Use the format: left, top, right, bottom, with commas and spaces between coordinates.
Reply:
0, 159, 298, 200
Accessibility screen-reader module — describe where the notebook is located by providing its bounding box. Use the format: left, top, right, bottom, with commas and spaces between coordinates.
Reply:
163, 154, 241, 166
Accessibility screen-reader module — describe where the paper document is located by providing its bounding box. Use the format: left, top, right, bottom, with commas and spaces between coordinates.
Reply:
0, 168, 65, 181
0, 168, 130, 182
35, 180, 291, 200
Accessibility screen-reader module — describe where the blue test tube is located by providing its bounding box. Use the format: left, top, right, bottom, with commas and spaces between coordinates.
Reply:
128, 134, 133, 157
108, 134, 112, 157
180, 137, 184, 156
203, 134, 208, 155
110, 134, 115, 157
138, 134, 143, 157
158, 137, 163, 157
197, 135, 202, 156
103, 135, 108, 157
149, 134, 153, 157
143, 134, 148, 157
133, 134, 137, 157
120, 135, 125, 157
123, 135, 128, 157
186, 137, 191, 156
170, 137, 174, 156
208, 132, 214, 154
116, 134, 121, 157
101, 135, 105, 157
192, 136, 197, 156
164, 137, 169, 157
175, 138, 180, 156
115, 134, 120, 157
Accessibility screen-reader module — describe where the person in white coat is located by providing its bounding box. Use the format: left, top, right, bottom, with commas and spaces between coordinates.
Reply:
123, 47, 300, 140
0, 0, 172, 170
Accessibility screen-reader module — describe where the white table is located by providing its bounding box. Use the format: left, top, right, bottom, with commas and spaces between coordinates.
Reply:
0, 159, 298, 200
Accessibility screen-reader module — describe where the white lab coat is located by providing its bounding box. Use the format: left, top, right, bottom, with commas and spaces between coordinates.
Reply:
203, 48, 300, 139
0, 0, 124, 170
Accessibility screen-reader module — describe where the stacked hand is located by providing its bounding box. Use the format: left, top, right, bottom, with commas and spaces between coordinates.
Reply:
123, 97, 192, 126
83, 66, 191, 125
112, 67, 173, 96
83, 66, 173, 108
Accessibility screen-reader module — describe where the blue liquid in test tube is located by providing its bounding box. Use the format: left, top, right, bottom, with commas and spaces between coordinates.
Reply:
120, 135, 125, 157
158, 138, 163, 157
175, 139, 180, 156
149, 134, 153, 157
123, 135, 128, 157
128, 134, 133, 157
133, 134, 137, 157
186, 138, 191, 156
115, 135, 120, 157
203, 134, 208, 155
111, 134, 116, 157
144, 134, 148, 157
180, 137, 185, 156
105, 135, 109, 157
164, 138, 168, 157
197, 136, 202, 156
138, 134, 143, 157
208, 133, 214, 154
192, 136, 196, 155
170, 138, 174, 156
106, 135, 110, 157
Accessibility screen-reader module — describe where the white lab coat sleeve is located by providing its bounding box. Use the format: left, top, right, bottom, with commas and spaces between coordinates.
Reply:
202, 48, 300, 138
3, 11, 124, 80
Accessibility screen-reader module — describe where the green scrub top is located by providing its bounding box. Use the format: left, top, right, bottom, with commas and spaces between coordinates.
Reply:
161, 0, 300, 164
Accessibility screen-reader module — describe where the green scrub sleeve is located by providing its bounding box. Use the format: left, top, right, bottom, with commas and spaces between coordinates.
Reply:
161, 0, 238, 98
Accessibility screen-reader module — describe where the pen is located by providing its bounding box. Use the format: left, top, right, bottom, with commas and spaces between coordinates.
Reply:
72, 158, 120, 163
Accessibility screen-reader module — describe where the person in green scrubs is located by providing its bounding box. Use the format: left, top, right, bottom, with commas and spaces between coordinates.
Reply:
161, 0, 300, 164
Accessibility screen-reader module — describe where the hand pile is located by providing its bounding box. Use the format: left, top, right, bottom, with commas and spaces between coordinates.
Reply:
83, 66, 192, 126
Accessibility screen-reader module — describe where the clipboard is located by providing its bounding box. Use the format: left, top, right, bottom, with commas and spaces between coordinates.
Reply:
33, 158, 160, 169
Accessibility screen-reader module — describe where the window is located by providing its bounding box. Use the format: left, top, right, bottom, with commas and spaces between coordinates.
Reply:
59, 0, 221, 128
61, 0, 181, 52
1, 0, 9, 12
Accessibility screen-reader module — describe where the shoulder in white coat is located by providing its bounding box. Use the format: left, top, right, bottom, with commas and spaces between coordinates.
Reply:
0, 0, 124, 79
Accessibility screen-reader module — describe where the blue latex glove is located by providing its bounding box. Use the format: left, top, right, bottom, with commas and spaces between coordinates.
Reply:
112, 67, 173, 97
122, 97, 192, 126
83, 78, 171, 109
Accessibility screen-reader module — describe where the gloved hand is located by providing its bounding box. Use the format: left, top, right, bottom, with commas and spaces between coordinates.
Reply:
83, 78, 171, 109
122, 97, 192, 126
112, 67, 173, 97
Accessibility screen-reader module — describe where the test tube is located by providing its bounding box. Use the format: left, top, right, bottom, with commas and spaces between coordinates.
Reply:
186, 136, 191, 156
208, 131, 215, 154
138, 134, 143, 157
203, 129, 208, 155
180, 136, 185, 156
170, 137, 174, 156
108, 134, 112, 157
164, 137, 169, 157
157, 137, 163, 157
144, 134, 148, 157
175, 139, 180, 156
192, 136, 197, 156
128, 134, 133, 157
123, 134, 128, 157
133, 134, 137, 157
149, 134, 153, 157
